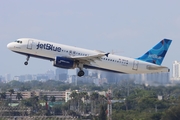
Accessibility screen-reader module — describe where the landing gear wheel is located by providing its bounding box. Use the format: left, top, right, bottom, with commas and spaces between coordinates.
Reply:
24, 61, 28, 65
78, 70, 84, 77
24, 55, 30, 66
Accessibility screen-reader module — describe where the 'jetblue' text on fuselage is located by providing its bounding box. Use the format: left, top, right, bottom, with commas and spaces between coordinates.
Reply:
37, 42, 61, 52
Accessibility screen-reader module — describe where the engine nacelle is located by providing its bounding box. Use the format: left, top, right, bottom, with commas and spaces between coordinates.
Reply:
53, 56, 76, 69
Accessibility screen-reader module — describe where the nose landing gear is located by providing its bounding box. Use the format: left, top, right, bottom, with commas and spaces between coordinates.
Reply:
24, 55, 30, 65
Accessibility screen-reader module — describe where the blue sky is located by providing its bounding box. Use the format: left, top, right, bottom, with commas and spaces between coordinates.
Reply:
1, 0, 180, 77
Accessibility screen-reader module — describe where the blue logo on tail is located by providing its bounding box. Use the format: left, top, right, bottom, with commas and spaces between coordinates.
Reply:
137, 39, 172, 65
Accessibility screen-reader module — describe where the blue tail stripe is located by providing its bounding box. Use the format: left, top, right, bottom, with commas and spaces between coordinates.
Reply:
137, 39, 172, 65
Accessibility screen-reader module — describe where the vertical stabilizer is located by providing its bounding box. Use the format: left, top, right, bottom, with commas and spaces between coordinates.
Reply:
137, 39, 172, 65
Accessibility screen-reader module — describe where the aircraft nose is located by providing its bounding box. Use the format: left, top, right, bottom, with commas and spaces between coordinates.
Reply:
7, 43, 14, 50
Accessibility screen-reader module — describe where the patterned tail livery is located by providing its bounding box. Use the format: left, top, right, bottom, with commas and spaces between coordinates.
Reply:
137, 39, 172, 65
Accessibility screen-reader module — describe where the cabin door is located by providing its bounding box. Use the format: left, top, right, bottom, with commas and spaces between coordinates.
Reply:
27, 40, 33, 49
132, 60, 139, 70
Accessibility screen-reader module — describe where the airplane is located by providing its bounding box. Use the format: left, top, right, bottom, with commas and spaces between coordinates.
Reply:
7, 38, 172, 77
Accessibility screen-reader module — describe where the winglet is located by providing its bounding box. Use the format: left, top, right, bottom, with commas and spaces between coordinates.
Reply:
105, 53, 110, 57
137, 39, 172, 65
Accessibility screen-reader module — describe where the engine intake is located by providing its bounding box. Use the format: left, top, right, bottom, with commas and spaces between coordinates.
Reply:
53, 56, 76, 69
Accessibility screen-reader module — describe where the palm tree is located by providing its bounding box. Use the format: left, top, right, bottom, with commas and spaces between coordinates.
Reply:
84, 93, 89, 114
99, 95, 106, 105
16, 92, 23, 101
62, 102, 69, 116
49, 96, 56, 115
0, 92, 6, 107
99, 105, 107, 120
0, 92, 6, 100
49, 96, 56, 105
79, 92, 88, 114
42, 95, 48, 110
30, 96, 39, 113
70, 91, 78, 99
70, 91, 78, 111
8, 89, 14, 106
90, 92, 99, 114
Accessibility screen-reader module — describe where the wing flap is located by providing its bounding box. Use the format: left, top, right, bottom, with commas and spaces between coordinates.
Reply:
71, 53, 109, 63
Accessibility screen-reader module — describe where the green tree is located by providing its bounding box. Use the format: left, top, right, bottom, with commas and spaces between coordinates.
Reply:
8, 89, 14, 106
30, 95, 39, 114
50, 96, 55, 102
0, 92, 7, 106
49, 96, 56, 104
161, 105, 180, 120
41, 95, 48, 110
99, 105, 107, 120
62, 102, 69, 116
151, 113, 163, 120
16, 92, 23, 100
0, 92, 6, 100
70, 91, 78, 111
90, 92, 99, 114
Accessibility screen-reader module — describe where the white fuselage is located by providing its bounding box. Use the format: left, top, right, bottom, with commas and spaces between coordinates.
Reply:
7, 38, 169, 74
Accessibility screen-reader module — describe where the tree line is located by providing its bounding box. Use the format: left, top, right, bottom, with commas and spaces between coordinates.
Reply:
0, 80, 180, 119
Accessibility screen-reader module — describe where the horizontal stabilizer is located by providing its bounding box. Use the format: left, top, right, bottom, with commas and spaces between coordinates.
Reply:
146, 65, 168, 70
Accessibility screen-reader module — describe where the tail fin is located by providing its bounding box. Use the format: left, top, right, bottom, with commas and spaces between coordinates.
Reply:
137, 39, 172, 65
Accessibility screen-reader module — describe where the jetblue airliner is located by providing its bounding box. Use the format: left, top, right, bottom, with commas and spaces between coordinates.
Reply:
7, 38, 172, 77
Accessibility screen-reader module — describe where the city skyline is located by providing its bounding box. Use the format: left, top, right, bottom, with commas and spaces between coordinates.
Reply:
1, 59, 179, 81
0, 67, 172, 87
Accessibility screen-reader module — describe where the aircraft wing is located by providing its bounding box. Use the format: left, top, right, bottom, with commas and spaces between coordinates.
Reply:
71, 53, 109, 63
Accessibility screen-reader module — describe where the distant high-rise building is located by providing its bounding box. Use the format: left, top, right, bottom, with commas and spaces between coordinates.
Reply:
103, 71, 120, 84
55, 68, 68, 81
36, 74, 48, 81
5, 74, 11, 83
161, 72, 170, 84
68, 75, 77, 85
144, 72, 170, 85
13, 76, 20, 81
24, 74, 33, 81
46, 70, 55, 80
172, 61, 180, 80
15, 74, 33, 81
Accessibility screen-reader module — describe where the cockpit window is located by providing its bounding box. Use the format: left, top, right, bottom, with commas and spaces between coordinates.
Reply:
15, 40, 22, 44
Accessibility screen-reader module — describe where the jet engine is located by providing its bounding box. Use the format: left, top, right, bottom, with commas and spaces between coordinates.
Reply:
53, 56, 76, 69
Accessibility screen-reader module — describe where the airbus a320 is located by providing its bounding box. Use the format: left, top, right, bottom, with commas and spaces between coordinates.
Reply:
7, 38, 172, 77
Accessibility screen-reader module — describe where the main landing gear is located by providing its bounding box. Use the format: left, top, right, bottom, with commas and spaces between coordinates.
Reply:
78, 70, 84, 77
77, 63, 85, 77
24, 55, 30, 65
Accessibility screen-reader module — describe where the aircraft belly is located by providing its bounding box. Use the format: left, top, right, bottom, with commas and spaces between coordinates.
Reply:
92, 60, 129, 73
91, 60, 169, 74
